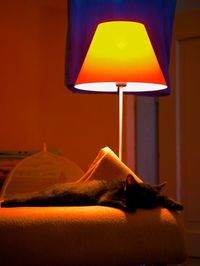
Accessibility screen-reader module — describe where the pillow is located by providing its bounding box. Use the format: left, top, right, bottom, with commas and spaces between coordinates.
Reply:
0, 151, 84, 201
76, 146, 142, 183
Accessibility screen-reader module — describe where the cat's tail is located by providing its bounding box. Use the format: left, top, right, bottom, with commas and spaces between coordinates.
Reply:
1, 195, 43, 207
1, 199, 27, 207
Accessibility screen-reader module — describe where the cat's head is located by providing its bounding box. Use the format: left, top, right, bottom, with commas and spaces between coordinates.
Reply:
125, 174, 166, 209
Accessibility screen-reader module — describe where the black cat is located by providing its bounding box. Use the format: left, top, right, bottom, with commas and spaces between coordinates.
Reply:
1, 175, 183, 212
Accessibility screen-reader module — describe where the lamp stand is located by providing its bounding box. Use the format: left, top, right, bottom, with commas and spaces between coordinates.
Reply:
117, 82, 127, 161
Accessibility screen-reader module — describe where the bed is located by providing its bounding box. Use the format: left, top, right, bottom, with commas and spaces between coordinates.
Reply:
0, 147, 187, 266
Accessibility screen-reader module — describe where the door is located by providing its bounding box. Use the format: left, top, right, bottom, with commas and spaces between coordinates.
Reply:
159, 9, 200, 258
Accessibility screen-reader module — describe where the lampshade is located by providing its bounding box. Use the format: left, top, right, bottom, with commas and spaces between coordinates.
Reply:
75, 21, 167, 93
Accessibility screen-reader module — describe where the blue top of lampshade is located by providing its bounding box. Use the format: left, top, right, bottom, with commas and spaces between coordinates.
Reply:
65, 0, 177, 96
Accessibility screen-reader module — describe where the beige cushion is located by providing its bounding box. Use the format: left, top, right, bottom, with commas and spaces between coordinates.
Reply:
77, 146, 142, 183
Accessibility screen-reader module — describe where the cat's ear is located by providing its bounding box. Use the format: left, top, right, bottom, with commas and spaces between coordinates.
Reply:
154, 182, 167, 192
126, 174, 138, 187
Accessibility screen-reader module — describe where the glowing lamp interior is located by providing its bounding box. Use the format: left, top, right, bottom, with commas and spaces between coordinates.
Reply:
75, 21, 167, 92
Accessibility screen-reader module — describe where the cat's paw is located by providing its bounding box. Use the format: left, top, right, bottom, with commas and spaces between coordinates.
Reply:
169, 202, 183, 212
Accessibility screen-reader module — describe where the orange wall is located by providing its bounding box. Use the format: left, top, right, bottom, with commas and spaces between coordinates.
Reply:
0, 0, 121, 171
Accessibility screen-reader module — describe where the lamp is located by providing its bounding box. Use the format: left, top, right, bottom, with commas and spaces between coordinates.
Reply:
75, 21, 167, 160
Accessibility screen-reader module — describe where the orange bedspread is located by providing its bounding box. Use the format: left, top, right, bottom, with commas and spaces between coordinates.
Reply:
0, 206, 187, 266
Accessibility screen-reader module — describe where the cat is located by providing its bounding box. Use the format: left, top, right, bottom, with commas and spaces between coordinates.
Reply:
1, 175, 183, 212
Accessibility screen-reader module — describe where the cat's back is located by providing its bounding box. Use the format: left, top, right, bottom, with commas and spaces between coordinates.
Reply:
48, 179, 124, 196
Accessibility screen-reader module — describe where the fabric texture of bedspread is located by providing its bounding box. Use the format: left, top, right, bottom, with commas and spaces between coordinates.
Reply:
0, 206, 187, 266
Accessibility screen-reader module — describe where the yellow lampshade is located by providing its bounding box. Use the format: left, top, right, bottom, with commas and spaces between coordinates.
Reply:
75, 21, 167, 92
